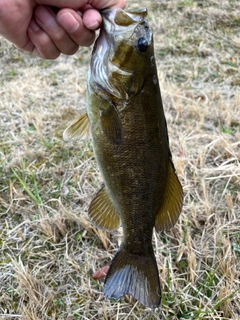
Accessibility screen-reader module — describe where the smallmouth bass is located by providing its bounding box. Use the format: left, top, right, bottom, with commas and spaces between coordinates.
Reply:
64, 7, 183, 309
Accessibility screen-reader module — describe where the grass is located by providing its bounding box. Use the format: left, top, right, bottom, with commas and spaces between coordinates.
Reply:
0, 0, 240, 319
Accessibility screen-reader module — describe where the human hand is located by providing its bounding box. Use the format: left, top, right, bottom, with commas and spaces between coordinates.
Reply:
0, 0, 126, 59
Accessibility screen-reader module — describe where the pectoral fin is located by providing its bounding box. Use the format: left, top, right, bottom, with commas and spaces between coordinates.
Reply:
63, 113, 91, 141
100, 103, 123, 145
89, 185, 120, 231
155, 161, 183, 231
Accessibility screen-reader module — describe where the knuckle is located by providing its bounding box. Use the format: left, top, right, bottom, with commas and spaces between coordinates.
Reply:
52, 30, 65, 43
30, 29, 61, 59
37, 34, 51, 49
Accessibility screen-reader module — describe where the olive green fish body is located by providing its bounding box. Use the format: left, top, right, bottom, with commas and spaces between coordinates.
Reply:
64, 7, 183, 309
87, 72, 169, 247
87, 70, 170, 307
86, 8, 183, 309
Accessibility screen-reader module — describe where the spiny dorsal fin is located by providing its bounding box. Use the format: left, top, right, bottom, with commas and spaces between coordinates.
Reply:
89, 185, 120, 231
155, 160, 183, 231
100, 103, 124, 146
63, 113, 91, 141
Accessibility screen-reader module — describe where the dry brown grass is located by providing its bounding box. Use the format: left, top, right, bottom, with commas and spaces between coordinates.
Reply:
0, 0, 239, 319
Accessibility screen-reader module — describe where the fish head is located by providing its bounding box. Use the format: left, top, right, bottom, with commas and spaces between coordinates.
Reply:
90, 8, 154, 102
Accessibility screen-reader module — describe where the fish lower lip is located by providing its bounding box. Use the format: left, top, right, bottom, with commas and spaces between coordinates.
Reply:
101, 9, 116, 31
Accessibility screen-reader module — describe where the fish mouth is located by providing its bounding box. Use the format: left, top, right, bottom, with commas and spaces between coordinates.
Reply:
101, 7, 147, 30
90, 21, 133, 100
95, 8, 146, 57
90, 8, 149, 101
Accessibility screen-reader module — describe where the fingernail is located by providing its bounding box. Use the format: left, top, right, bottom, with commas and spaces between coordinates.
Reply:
58, 12, 80, 34
29, 20, 40, 32
87, 21, 100, 30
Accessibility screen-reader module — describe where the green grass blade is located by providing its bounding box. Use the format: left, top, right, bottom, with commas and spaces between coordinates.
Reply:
11, 168, 42, 205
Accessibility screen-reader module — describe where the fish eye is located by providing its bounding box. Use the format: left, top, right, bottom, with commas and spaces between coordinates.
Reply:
137, 37, 149, 52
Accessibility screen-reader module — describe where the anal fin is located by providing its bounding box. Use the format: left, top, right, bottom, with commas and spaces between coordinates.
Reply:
89, 185, 120, 231
155, 161, 183, 231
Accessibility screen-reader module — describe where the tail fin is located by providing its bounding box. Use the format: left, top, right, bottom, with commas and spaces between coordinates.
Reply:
104, 247, 161, 309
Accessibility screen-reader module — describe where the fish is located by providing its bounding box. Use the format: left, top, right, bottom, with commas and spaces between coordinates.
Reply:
63, 7, 183, 309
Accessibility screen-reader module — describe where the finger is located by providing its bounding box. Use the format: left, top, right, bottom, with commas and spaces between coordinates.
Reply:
36, 0, 88, 10
28, 19, 60, 59
82, 8, 102, 30
57, 9, 96, 47
0, 0, 34, 50
90, 0, 127, 9
35, 6, 79, 55
36, 0, 126, 10
18, 37, 35, 54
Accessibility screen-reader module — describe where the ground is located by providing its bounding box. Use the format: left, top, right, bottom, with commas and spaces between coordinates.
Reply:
0, 0, 239, 319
